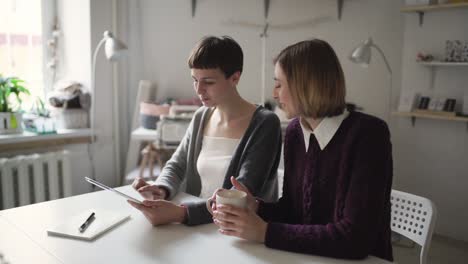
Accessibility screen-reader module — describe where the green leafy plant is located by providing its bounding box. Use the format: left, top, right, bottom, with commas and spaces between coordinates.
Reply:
32, 97, 50, 117
0, 74, 30, 112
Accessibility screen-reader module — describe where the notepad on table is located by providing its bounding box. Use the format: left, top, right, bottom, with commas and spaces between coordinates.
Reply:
47, 209, 130, 241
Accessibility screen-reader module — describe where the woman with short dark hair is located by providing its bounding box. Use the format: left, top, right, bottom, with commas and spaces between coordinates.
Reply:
129, 36, 282, 226
212, 39, 393, 262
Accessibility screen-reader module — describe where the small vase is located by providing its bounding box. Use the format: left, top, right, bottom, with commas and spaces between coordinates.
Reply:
0, 112, 23, 134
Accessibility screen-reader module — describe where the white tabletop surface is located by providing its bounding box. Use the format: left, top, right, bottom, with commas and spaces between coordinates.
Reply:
0, 186, 391, 264
0, 216, 63, 264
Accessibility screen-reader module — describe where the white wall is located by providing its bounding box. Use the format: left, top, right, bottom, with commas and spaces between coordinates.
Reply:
58, 0, 91, 90
57, 0, 116, 194
120, 0, 403, 121
88, 0, 118, 188
57, 0, 93, 195
115, 0, 145, 177
395, 8, 468, 241
118, 0, 404, 146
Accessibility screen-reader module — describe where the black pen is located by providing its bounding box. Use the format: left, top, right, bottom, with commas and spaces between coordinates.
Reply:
79, 212, 96, 233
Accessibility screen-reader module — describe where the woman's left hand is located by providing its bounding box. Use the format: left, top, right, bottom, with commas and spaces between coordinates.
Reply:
213, 204, 267, 243
128, 199, 186, 226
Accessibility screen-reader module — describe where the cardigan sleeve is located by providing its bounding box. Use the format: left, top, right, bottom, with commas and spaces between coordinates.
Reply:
263, 120, 393, 260
257, 146, 291, 222
234, 112, 282, 198
257, 195, 291, 223
181, 200, 212, 226
257, 119, 294, 222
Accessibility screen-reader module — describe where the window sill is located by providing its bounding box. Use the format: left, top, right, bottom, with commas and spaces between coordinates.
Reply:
0, 129, 92, 152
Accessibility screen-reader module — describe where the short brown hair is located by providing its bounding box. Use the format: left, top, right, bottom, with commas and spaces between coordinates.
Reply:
188, 36, 243, 78
274, 39, 346, 118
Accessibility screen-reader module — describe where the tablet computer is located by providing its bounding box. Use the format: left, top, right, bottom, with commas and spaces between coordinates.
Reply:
85, 177, 143, 204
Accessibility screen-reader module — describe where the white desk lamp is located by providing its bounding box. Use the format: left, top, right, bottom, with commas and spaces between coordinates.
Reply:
349, 37, 393, 120
89, 30, 127, 187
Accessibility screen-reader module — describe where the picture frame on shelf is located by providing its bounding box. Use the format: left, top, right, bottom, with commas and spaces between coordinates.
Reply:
398, 90, 420, 112
404, 0, 437, 5
445, 40, 463, 62
462, 41, 468, 62
463, 94, 468, 115
435, 97, 446, 111
427, 97, 438, 111
414, 96, 457, 117
417, 96, 431, 110
443, 98, 456, 112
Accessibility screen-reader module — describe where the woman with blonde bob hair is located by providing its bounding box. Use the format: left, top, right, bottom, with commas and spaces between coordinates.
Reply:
211, 39, 393, 262
277, 39, 346, 119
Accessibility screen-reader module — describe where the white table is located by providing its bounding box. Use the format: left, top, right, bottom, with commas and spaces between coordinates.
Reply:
0, 186, 391, 264
0, 217, 62, 264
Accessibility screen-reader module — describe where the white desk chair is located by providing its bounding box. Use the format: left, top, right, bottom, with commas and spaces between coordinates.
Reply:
124, 80, 157, 185
391, 189, 437, 264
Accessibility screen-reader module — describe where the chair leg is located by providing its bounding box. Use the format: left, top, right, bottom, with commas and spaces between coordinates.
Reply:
139, 154, 148, 178
148, 151, 155, 179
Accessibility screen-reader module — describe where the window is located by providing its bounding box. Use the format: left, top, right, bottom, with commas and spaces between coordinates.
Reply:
0, 0, 53, 111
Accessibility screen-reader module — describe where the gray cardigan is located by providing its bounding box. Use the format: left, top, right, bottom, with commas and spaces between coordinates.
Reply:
155, 105, 282, 225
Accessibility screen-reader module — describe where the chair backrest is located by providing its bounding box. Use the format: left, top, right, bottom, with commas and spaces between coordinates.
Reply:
124, 80, 157, 177
390, 189, 437, 264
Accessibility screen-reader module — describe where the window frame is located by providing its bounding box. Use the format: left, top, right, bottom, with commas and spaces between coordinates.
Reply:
41, 0, 58, 97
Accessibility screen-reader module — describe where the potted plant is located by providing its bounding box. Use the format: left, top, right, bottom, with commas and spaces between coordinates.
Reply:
23, 97, 57, 134
0, 74, 30, 134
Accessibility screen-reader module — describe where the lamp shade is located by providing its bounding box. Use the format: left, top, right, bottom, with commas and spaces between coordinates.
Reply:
103, 31, 128, 61
349, 38, 373, 67
348, 37, 393, 122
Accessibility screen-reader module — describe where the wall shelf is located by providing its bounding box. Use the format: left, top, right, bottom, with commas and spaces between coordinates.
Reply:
417, 61, 468, 90
191, 0, 345, 20
418, 61, 468, 67
393, 111, 468, 130
401, 3, 468, 13
401, 3, 468, 26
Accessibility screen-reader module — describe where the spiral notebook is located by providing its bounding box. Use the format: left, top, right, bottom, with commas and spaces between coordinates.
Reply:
47, 209, 130, 241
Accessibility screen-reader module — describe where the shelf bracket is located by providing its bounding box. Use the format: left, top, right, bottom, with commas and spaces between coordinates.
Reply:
264, 0, 270, 19
418, 11, 424, 26
411, 116, 416, 127
191, 0, 197, 17
429, 66, 436, 91
337, 0, 344, 20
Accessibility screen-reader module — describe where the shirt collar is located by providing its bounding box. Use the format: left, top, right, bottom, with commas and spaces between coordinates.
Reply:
300, 110, 349, 151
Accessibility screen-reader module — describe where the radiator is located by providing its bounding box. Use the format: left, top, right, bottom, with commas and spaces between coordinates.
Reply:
0, 150, 72, 210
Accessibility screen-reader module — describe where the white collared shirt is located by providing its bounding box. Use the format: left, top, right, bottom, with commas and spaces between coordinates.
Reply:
299, 110, 349, 151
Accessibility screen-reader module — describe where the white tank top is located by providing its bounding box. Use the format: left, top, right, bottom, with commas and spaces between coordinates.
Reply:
197, 136, 240, 199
